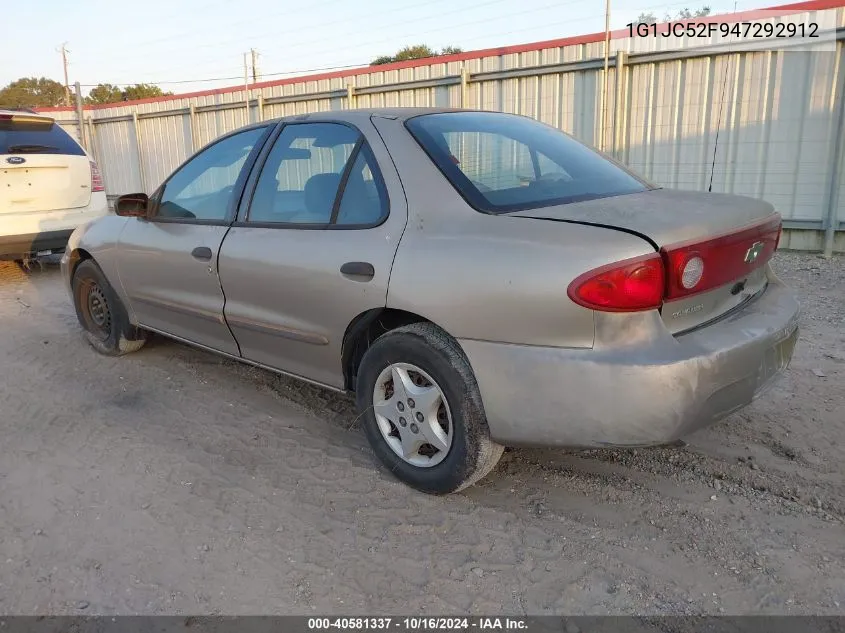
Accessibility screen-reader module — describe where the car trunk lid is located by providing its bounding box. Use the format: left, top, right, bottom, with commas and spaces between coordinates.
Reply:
510, 188, 782, 333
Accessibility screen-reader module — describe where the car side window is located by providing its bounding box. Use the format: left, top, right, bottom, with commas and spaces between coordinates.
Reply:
334, 145, 388, 226
156, 127, 265, 222
249, 123, 360, 225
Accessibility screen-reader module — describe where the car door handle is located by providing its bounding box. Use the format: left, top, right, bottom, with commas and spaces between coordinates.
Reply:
340, 261, 375, 281
191, 246, 213, 261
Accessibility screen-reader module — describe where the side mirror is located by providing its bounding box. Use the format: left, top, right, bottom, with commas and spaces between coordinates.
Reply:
114, 193, 149, 218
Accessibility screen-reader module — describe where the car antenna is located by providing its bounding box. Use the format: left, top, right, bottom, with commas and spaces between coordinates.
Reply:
708, 0, 738, 193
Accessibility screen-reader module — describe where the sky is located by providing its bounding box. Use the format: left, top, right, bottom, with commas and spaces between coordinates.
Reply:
2, 0, 747, 97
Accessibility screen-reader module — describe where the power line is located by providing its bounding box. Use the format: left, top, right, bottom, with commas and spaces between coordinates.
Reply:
74, 0, 707, 91
263, 0, 592, 71
76, 0, 575, 86
76, 62, 369, 87
99, 0, 350, 60
210, 0, 506, 54
78, 6, 601, 89
98, 0, 495, 78
183, 0, 579, 81
93, 0, 664, 86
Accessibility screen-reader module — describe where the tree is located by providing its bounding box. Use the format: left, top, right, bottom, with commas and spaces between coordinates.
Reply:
392, 45, 437, 63
636, 6, 710, 23
666, 6, 711, 19
85, 83, 123, 105
371, 55, 396, 65
636, 12, 658, 23
439, 46, 464, 56
0, 77, 66, 108
84, 83, 173, 105
371, 45, 463, 65
121, 83, 173, 101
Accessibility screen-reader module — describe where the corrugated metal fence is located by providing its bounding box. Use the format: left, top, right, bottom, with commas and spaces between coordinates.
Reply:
43, 1, 845, 253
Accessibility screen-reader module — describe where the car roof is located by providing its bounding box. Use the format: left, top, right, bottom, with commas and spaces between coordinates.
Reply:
271, 107, 464, 124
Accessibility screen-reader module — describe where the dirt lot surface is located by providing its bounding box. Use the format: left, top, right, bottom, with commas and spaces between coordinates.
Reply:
0, 252, 842, 615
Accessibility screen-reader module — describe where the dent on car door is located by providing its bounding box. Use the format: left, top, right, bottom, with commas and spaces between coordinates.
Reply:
116, 126, 270, 354
218, 120, 407, 388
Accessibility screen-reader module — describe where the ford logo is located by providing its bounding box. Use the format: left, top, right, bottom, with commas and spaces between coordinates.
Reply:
6, 156, 26, 165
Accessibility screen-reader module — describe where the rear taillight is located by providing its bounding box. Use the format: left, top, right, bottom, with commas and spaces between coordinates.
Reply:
90, 161, 105, 192
567, 253, 665, 312
661, 215, 781, 301
569, 215, 782, 313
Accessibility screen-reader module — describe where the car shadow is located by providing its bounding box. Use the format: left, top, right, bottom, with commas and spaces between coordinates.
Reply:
0, 256, 62, 287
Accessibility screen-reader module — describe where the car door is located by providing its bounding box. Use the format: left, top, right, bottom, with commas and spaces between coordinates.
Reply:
117, 125, 270, 355
218, 119, 407, 388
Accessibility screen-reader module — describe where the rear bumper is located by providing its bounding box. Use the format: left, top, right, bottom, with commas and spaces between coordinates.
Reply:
0, 228, 73, 259
0, 193, 109, 258
459, 270, 800, 448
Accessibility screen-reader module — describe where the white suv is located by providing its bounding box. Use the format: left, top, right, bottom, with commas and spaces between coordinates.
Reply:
1, 109, 108, 262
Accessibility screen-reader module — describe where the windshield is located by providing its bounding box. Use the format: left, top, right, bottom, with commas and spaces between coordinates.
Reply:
405, 111, 650, 213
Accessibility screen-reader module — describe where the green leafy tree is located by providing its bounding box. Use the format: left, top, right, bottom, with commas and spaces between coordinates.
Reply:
392, 45, 437, 62
85, 83, 172, 105
0, 77, 67, 108
666, 6, 711, 19
121, 83, 173, 101
371, 45, 463, 65
438, 46, 464, 56
85, 83, 123, 105
371, 55, 395, 65
636, 6, 710, 23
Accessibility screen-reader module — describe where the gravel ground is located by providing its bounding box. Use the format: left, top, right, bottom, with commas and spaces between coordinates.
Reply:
0, 251, 842, 615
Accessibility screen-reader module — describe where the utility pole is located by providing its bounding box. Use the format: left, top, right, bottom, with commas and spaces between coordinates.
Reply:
59, 43, 71, 106
600, 0, 612, 153
243, 52, 250, 124
74, 82, 86, 150
250, 48, 260, 83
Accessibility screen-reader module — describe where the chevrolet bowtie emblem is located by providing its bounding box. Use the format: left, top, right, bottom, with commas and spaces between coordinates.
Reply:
745, 241, 765, 264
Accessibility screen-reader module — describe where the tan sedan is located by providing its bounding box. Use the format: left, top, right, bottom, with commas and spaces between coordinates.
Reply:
61, 108, 799, 494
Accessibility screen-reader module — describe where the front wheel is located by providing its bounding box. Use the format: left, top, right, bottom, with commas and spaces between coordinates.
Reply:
72, 259, 147, 356
356, 322, 504, 494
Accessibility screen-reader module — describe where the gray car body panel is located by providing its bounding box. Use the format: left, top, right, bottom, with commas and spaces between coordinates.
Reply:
372, 114, 654, 348
117, 221, 238, 355
219, 115, 408, 388
61, 108, 801, 449
461, 267, 799, 447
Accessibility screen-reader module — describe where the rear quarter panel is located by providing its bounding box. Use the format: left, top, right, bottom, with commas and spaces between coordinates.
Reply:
374, 116, 657, 349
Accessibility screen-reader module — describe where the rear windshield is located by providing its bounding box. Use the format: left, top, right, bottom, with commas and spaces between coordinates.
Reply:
0, 119, 85, 156
405, 112, 649, 213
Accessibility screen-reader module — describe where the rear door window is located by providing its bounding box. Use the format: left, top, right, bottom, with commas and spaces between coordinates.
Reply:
334, 145, 389, 226
0, 119, 85, 156
248, 123, 359, 225
247, 122, 389, 227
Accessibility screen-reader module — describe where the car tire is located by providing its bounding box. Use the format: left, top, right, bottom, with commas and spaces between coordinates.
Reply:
72, 259, 147, 356
356, 322, 504, 494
